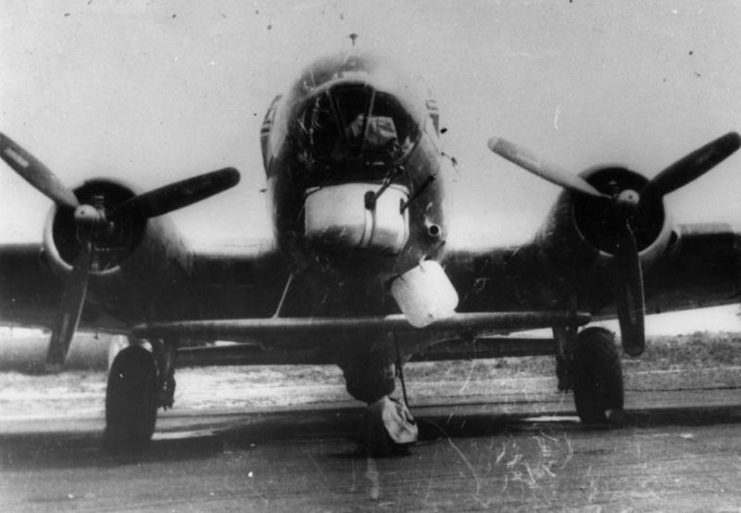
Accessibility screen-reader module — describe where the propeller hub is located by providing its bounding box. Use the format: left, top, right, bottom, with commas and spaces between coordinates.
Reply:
614, 189, 640, 216
74, 204, 107, 228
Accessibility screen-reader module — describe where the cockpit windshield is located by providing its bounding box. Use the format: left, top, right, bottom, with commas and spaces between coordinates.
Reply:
296, 83, 420, 168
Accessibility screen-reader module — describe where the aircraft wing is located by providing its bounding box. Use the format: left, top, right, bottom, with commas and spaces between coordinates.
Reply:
444, 222, 741, 323
132, 311, 590, 347
0, 243, 65, 330
0, 240, 289, 333
1, 223, 739, 364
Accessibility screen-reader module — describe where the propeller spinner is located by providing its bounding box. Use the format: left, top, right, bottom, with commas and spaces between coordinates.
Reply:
488, 132, 741, 356
0, 132, 240, 371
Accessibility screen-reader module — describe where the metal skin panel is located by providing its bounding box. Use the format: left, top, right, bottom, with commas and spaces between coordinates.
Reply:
0, 244, 62, 329
444, 224, 741, 320
265, 51, 445, 289
303, 183, 410, 253
134, 312, 591, 340
132, 312, 591, 360
1, 222, 739, 351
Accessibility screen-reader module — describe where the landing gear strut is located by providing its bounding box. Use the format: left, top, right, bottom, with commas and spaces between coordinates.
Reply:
152, 339, 177, 410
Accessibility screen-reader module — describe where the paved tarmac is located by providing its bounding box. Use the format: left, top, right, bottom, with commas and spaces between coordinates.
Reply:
2, 384, 741, 512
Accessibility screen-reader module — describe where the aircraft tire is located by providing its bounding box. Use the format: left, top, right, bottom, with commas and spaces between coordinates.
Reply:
103, 345, 158, 454
572, 327, 624, 424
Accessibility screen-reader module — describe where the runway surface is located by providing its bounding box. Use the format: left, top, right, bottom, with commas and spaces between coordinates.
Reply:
2, 371, 741, 512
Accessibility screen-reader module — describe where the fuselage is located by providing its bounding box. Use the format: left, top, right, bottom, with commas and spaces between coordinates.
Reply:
261, 51, 446, 291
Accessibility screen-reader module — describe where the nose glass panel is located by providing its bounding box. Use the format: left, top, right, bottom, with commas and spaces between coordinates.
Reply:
297, 84, 421, 168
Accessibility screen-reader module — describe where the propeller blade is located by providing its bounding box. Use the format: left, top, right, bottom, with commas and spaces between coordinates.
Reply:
45, 225, 94, 370
0, 132, 79, 209
613, 222, 645, 357
488, 137, 608, 199
112, 167, 240, 219
644, 131, 741, 198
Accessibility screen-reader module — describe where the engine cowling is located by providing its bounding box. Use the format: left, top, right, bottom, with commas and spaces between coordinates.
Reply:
535, 166, 674, 279
41, 179, 190, 322
488, 132, 740, 357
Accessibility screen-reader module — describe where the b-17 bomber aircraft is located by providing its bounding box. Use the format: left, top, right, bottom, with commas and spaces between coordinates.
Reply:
0, 49, 740, 455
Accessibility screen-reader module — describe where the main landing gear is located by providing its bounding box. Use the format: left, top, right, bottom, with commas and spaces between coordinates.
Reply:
341, 350, 418, 457
556, 327, 625, 425
103, 338, 177, 454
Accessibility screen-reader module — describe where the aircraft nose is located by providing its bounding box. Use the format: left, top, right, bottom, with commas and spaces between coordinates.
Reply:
304, 182, 409, 253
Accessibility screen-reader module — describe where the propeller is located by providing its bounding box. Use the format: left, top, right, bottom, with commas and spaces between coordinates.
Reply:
488, 132, 741, 356
612, 222, 645, 356
45, 219, 95, 370
0, 133, 80, 209
487, 137, 608, 199
0, 132, 240, 370
110, 168, 240, 219
643, 132, 741, 199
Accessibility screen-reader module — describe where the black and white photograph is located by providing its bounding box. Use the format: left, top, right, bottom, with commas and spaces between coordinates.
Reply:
2, 1, 741, 511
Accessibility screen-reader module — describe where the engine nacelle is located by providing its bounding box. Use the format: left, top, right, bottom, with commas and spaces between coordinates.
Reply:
534, 166, 674, 280
41, 179, 191, 323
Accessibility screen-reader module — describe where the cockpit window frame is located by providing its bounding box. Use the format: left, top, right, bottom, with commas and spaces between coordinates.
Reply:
294, 79, 423, 169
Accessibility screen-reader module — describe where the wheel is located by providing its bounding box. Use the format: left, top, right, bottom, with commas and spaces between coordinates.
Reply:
342, 355, 396, 404
103, 345, 158, 453
572, 327, 624, 424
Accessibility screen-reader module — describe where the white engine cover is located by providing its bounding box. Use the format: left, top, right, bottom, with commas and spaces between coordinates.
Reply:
304, 183, 409, 253
391, 260, 459, 327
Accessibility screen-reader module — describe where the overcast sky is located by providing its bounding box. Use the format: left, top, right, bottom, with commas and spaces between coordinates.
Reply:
1, 0, 740, 331
2, 0, 740, 246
